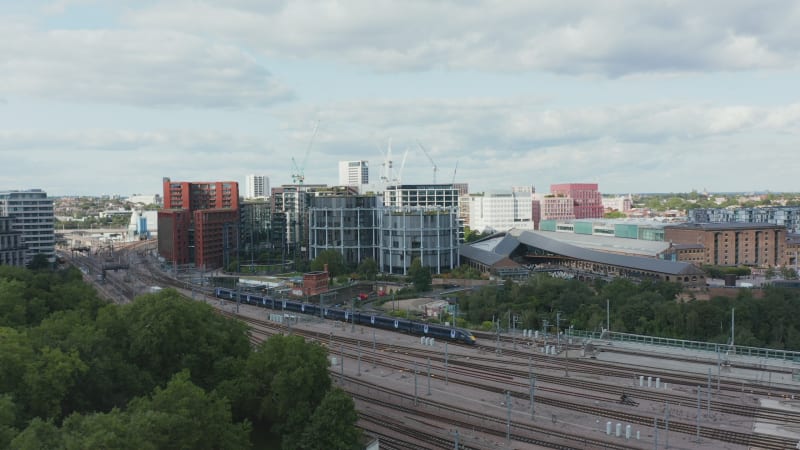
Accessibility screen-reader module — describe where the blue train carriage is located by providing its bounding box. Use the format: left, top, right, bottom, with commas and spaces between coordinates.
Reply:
213, 287, 476, 344
410, 321, 476, 345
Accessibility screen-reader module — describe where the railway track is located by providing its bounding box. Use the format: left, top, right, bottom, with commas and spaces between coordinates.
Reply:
235, 314, 798, 449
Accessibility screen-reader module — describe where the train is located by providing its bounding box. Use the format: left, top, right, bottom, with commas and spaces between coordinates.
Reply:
214, 287, 477, 345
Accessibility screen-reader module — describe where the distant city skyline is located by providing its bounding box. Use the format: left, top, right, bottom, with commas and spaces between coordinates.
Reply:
2, 1, 799, 196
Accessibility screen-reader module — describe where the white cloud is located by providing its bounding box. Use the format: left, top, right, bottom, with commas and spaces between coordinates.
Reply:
125, 0, 800, 75
0, 21, 293, 108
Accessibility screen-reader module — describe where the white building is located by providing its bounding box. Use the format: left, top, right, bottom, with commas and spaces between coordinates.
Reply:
382, 184, 459, 209
245, 175, 270, 199
127, 194, 161, 206
0, 189, 55, 264
127, 210, 159, 241
467, 190, 534, 233
602, 195, 632, 212
338, 161, 369, 190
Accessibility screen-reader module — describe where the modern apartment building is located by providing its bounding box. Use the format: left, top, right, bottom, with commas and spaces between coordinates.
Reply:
382, 184, 460, 209
550, 183, 604, 219
338, 161, 369, 189
534, 195, 576, 223
245, 175, 270, 200
308, 194, 380, 266
0, 217, 26, 267
688, 206, 800, 233
0, 189, 55, 264
466, 190, 534, 233
270, 184, 329, 260
158, 178, 240, 269
378, 205, 460, 275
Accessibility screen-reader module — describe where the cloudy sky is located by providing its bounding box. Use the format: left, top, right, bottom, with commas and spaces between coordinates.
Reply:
2, 1, 799, 196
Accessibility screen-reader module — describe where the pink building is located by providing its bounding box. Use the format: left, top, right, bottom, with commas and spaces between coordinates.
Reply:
550, 183, 603, 219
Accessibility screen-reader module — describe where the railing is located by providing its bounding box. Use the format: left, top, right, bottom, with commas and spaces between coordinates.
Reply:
568, 329, 800, 362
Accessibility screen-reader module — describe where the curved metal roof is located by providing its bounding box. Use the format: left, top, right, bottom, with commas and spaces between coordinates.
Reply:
461, 229, 704, 276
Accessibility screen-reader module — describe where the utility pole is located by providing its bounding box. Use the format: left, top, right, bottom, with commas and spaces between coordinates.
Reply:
351, 297, 355, 333
506, 391, 511, 444
556, 311, 562, 351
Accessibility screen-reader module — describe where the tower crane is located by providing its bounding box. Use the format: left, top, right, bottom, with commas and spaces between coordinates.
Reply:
416, 140, 438, 184
291, 120, 319, 185
451, 160, 458, 184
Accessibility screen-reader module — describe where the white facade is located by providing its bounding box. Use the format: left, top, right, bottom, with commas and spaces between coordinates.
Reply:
338, 161, 369, 188
127, 194, 161, 205
468, 191, 534, 233
245, 174, 270, 199
602, 195, 632, 212
127, 210, 159, 241
0, 189, 55, 264
383, 184, 459, 209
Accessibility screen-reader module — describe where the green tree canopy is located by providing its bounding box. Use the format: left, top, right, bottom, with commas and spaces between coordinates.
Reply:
300, 388, 362, 450
408, 257, 432, 292
310, 249, 348, 278
356, 258, 378, 280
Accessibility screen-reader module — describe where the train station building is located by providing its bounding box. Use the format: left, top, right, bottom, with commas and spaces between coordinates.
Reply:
460, 229, 706, 287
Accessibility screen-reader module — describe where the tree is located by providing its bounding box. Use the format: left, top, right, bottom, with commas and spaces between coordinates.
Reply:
356, 258, 378, 280
14, 372, 251, 450
310, 250, 348, 277
9, 418, 61, 450
99, 289, 251, 394
300, 388, 362, 450
780, 266, 799, 280
603, 211, 626, 219
26, 254, 51, 271
223, 335, 332, 448
122, 371, 251, 450
21, 346, 88, 421
408, 257, 432, 292
0, 395, 18, 450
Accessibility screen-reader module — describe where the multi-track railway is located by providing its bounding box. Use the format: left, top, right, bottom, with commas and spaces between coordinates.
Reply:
232, 311, 799, 449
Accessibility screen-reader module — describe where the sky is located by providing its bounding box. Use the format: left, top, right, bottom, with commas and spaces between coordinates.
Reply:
1, 1, 799, 197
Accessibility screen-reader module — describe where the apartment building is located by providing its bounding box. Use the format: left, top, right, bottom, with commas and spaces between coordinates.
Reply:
0, 189, 55, 264
158, 178, 240, 269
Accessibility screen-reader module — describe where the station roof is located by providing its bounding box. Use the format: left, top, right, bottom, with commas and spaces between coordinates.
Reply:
462, 229, 704, 276
528, 230, 670, 257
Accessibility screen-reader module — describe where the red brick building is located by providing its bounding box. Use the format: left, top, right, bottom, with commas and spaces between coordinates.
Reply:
158, 178, 240, 269
302, 270, 329, 296
550, 183, 603, 219
664, 223, 786, 267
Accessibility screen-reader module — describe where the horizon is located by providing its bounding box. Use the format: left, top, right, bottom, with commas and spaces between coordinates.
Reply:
2, 2, 799, 195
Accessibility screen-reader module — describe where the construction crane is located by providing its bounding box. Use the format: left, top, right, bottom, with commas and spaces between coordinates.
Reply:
451, 160, 458, 184
291, 120, 319, 185
416, 140, 438, 184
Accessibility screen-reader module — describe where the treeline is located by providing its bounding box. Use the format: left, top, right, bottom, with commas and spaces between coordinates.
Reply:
0, 265, 361, 450
459, 275, 800, 350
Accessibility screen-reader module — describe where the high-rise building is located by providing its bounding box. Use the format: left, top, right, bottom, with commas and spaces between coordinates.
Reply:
467, 189, 535, 234
0, 217, 26, 267
338, 161, 369, 189
0, 189, 55, 264
158, 178, 239, 269
245, 175, 270, 199
550, 183, 604, 219
383, 184, 459, 209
